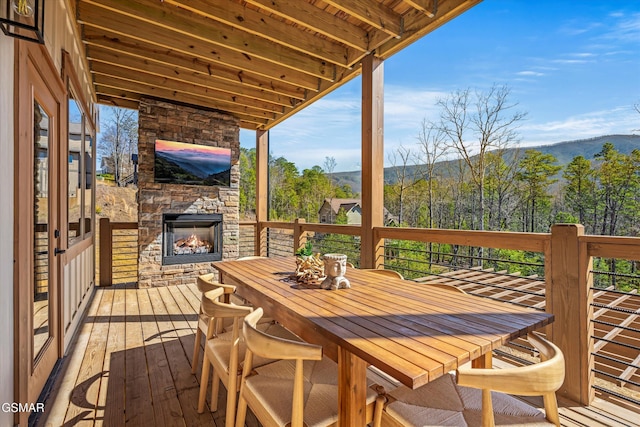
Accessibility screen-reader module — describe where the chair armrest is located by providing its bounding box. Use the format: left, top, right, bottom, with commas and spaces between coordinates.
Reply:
457, 334, 565, 395
244, 309, 323, 361
202, 288, 253, 318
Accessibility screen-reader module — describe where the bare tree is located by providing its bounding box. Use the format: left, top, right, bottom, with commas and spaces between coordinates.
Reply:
416, 119, 448, 229
323, 156, 337, 222
387, 145, 423, 225
436, 84, 526, 231
99, 107, 138, 186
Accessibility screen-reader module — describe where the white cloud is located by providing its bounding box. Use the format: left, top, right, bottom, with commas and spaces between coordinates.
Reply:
520, 106, 639, 145
516, 71, 545, 77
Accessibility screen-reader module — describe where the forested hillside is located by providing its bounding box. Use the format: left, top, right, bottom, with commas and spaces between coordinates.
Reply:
333, 134, 640, 193
240, 137, 640, 237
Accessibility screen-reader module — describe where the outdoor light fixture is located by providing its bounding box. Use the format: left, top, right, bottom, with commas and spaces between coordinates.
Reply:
0, 0, 44, 44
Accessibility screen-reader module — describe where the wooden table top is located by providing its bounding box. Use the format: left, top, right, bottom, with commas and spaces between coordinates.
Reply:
214, 256, 554, 390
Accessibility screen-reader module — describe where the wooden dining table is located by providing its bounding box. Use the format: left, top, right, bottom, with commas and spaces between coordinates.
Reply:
214, 256, 554, 427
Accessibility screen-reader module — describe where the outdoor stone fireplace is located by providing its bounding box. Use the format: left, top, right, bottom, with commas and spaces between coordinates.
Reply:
137, 98, 239, 287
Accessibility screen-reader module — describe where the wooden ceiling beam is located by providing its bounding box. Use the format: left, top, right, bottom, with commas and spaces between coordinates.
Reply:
259, 64, 362, 131
95, 86, 262, 129
95, 85, 141, 104
322, 0, 403, 38
96, 94, 140, 110
82, 27, 308, 101
77, 11, 321, 93
86, 46, 299, 108
79, 0, 336, 81
90, 62, 287, 115
166, 0, 358, 68
377, 0, 481, 58
92, 73, 277, 124
402, 0, 437, 18
243, 0, 369, 51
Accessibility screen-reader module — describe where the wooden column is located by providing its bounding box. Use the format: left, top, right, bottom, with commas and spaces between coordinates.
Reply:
360, 54, 384, 269
549, 224, 593, 404
255, 130, 269, 256
293, 218, 306, 254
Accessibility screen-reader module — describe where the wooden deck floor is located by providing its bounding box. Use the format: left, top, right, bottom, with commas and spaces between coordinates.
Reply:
38, 283, 638, 427
39, 283, 260, 427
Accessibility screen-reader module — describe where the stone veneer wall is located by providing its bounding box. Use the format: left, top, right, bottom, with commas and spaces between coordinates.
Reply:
137, 98, 240, 287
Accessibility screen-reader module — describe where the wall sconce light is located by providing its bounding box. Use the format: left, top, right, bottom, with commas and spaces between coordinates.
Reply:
0, 0, 45, 44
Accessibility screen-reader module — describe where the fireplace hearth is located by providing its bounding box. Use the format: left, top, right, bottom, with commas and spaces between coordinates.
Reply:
162, 213, 223, 265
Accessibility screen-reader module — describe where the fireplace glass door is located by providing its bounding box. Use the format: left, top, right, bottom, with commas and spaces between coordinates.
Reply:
162, 214, 223, 265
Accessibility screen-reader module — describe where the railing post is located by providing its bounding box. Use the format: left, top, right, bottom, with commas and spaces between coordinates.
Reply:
256, 221, 267, 257
549, 224, 593, 405
99, 217, 113, 286
293, 218, 306, 254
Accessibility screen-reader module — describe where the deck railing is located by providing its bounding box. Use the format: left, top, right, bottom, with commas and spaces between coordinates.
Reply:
100, 218, 640, 412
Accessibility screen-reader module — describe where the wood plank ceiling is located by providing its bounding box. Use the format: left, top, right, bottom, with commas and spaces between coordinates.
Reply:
75, 0, 481, 130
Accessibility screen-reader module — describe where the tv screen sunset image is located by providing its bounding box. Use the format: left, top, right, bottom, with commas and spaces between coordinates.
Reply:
154, 140, 231, 186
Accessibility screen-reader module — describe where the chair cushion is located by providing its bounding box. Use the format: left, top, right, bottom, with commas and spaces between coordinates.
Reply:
384, 373, 553, 427
245, 357, 378, 427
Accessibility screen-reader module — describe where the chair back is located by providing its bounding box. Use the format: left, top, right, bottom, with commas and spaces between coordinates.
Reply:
424, 282, 466, 294
361, 269, 404, 280
457, 332, 565, 426
242, 308, 322, 361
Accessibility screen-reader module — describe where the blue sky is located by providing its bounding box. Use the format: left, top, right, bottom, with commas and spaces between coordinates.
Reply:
240, 0, 640, 172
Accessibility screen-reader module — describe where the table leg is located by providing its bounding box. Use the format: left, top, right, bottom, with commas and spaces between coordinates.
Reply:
472, 351, 493, 368
338, 346, 368, 426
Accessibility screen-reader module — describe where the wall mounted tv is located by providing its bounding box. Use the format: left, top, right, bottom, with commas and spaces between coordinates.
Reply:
154, 139, 231, 186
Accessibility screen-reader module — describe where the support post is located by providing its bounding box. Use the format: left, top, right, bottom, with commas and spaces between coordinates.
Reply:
99, 217, 112, 286
256, 130, 269, 256
360, 53, 385, 269
293, 218, 306, 255
549, 224, 593, 404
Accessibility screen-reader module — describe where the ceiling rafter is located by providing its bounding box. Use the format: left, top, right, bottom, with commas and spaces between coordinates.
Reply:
93, 74, 273, 126
322, 0, 403, 38
402, 0, 438, 18
77, 7, 322, 91
86, 46, 299, 108
243, 0, 369, 51
81, 27, 309, 100
80, 0, 335, 81
166, 0, 356, 68
91, 64, 287, 116
76, 0, 481, 129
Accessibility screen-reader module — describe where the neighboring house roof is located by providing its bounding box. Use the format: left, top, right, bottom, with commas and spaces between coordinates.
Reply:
323, 198, 361, 215
320, 198, 398, 225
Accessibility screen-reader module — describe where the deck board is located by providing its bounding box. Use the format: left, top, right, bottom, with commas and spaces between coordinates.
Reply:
39, 283, 636, 427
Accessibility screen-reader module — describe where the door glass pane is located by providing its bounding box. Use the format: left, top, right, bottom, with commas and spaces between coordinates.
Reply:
84, 124, 94, 235
68, 95, 82, 243
33, 100, 50, 359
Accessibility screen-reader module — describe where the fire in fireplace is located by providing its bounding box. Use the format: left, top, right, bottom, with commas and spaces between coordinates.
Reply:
162, 213, 223, 265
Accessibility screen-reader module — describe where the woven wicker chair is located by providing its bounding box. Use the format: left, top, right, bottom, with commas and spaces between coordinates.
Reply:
191, 273, 236, 373
375, 333, 564, 427
197, 288, 299, 427
235, 307, 381, 427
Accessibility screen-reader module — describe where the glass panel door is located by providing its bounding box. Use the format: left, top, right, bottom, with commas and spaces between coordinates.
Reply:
33, 100, 50, 360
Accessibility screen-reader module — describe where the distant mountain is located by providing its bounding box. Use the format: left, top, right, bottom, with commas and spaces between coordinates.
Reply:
333, 134, 640, 193
154, 154, 230, 186
156, 150, 229, 178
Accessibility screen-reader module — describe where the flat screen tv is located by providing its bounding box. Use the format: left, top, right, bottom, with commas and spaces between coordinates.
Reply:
154, 139, 231, 186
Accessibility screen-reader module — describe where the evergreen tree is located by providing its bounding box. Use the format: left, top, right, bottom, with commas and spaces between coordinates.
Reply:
562, 155, 595, 231
515, 150, 561, 232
